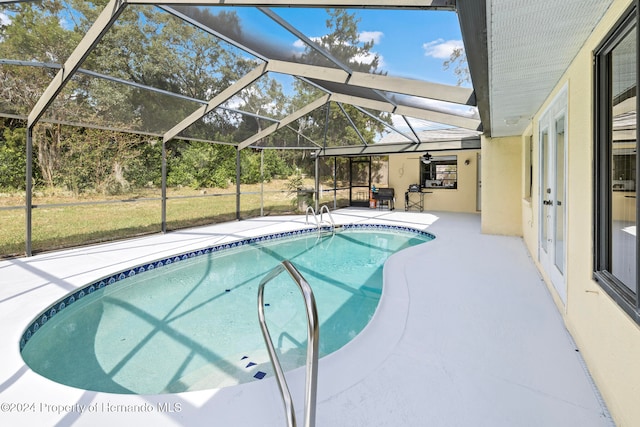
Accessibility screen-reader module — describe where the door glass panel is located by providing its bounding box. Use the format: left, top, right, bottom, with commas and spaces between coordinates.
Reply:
610, 26, 637, 292
350, 160, 370, 187
350, 158, 371, 206
554, 117, 565, 273
541, 129, 549, 253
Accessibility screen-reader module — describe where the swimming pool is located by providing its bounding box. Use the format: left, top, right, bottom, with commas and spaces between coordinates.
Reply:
20, 225, 433, 394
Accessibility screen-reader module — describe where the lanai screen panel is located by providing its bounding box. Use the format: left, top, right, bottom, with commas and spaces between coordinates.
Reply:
0, 0, 92, 118
220, 72, 329, 148
177, 108, 274, 145
2, 1, 477, 148
169, 5, 344, 70
221, 72, 325, 121
49, 4, 256, 134
375, 111, 418, 144
251, 118, 324, 149
405, 116, 455, 132
260, 125, 318, 149
40, 73, 204, 135
79, 4, 260, 99
319, 101, 379, 148
0, 63, 58, 118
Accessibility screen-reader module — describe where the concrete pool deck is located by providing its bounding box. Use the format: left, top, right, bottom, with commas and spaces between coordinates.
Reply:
0, 209, 614, 426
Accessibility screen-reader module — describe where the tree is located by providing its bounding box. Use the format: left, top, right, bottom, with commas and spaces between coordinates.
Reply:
443, 47, 471, 86
0, 2, 85, 187
53, 127, 160, 195
167, 142, 236, 189
0, 119, 29, 190
293, 9, 390, 151
302, 9, 382, 72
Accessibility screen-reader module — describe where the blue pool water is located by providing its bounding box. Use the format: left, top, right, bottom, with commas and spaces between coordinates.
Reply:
21, 226, 432, 394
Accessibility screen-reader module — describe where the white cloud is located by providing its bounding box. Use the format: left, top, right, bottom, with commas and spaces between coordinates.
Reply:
423, 39, 464, 59
293, 36, 325, 50
1, 13, 11, 26
353, 51, 385, 69
359, 31, 383, 45
293, 39, 307, 50
293, 35, 385, 69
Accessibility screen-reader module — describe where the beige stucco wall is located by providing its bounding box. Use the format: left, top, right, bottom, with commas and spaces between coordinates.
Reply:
521, 1, 640, 426
388, 150, 479, 213
480, 135, 523, 235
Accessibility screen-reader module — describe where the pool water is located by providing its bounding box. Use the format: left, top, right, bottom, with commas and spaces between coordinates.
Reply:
21, 228, 431, 394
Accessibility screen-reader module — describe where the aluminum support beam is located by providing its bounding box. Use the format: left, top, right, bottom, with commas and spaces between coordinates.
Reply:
128, 1, 455, 10
238, 94, 330, 150
266, 60, 474, 106
348, 72, 476, 106
25, 127, 33, 256
163, 63, 268, 142
317, 138, 481, 157
394, 104, 481, 131
266, 61, 349, 84
337, 103, 368, 146
27, 0, 126, 126
329, 93, 393, 113
161, 140, 167, 233
260, 7, 351, 74
353, 105, 417, 143
236, 148, 241, 220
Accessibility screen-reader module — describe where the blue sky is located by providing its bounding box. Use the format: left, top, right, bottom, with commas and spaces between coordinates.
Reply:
274, 7, 466, 87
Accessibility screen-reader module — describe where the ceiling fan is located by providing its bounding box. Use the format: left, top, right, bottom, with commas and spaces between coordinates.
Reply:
407, 152, 433, 164
420, 152, 432, 164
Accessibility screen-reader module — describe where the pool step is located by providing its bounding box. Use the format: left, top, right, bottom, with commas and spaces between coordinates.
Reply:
163, 345, 311, 393
163, 352, 273, 393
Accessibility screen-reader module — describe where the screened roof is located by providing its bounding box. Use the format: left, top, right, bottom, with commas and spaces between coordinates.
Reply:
0, 0, 482, 156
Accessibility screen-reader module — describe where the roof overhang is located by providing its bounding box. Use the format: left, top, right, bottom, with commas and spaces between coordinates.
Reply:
459, 0, 615, 138
316, 136, 481, 157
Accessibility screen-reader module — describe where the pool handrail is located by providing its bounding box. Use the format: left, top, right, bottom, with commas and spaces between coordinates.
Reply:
307, 205, 335, 235
305, 206, 319, 229
257, 260, 319, 427
318, 205, 335, 232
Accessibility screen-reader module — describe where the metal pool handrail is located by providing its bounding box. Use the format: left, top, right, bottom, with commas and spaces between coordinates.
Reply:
319, 205, 335, 232
258, 260, 319, 427
305, 206, 318, 228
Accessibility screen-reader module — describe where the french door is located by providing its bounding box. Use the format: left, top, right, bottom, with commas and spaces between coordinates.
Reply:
539, 88, 567, 304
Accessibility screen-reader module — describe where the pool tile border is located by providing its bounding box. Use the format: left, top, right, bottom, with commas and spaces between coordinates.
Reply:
19, 224, 434, 351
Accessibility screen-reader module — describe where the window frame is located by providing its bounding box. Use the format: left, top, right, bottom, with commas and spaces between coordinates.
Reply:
420, 155, 458, 189
593, 2, 640, 323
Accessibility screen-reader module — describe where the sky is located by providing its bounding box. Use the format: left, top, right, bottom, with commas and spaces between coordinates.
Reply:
260, 7, 467, 87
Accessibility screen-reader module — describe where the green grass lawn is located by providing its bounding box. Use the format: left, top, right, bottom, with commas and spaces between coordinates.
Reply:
0, 180, 350, 258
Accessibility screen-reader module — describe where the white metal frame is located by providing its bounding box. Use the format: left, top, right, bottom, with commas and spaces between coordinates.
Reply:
538, 84, 568, 304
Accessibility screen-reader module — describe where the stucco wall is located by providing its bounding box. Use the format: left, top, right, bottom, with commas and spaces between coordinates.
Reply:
522, 1, 640, 426
480, 135, 523, 235
388, 150, 479, 213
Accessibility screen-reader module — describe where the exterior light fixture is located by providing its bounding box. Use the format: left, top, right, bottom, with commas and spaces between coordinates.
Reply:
504, 116, 521, 125
421, 152, 432, 164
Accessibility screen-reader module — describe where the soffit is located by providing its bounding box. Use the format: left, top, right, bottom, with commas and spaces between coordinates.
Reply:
486, 0, 614, 137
